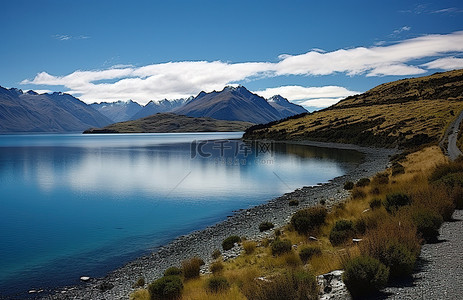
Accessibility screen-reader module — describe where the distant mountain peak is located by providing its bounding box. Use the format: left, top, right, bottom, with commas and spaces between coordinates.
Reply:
268, 95, 289, 103
26, 90, 38, 95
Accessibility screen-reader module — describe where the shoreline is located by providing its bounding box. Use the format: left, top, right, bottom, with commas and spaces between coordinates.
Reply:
42, 141, 395, 300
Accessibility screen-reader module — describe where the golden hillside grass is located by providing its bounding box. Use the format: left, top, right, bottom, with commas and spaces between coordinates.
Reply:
131, 145, 458, 300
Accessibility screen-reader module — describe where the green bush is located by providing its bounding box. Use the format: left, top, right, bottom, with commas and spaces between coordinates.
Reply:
206, 276, 230, 293
289, 199, 299, 206
329, 219, 354, 246
163, 267, 182, 277
271, 239, 292, 256
181, 257, 203, 279
211, 249, 221, 260
259, 221, 275, 232
369, 198, 382, 210
411, 208, 443, 241
133, 277, 145, 288
209, 261, 224, 274
384, 193, 411, 213
356, 178, 371, 187
299, 246, 322, 263
342, 256, 389, 297
380, 242, 416, 278
344, 181, 354, 190
148, 275, 183, 300
290, 206, 327, 234
222, 235, 241, 251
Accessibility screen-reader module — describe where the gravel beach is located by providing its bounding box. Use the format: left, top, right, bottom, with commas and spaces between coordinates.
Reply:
36, 141, 394, 300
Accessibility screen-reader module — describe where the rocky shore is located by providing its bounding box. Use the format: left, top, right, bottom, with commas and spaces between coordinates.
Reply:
41, 141, 395, 300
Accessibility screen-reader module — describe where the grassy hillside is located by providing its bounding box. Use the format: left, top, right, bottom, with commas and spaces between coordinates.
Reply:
244, 69, 463, 148
83, 113, 253, 133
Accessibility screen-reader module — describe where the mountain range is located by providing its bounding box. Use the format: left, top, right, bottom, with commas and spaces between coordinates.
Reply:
0, 85, 307, 133
0, 87, 112, 132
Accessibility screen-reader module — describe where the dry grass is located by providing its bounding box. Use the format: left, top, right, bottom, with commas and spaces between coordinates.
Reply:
130, 145, 457, 300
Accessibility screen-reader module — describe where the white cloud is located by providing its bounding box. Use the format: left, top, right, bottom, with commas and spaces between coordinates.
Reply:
24, 31, 463, 104
52, 34, 90, 41
300, 98, 345, 108
392, 26, 411, 35
256, 85, 359, 100
422, 57, 463, 70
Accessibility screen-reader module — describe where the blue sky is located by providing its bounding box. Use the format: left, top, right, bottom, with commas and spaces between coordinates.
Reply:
1, 0, 462, 108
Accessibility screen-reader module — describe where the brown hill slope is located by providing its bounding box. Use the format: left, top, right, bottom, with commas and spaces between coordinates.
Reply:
83, 113, 253, 133
243, 69, 463, 149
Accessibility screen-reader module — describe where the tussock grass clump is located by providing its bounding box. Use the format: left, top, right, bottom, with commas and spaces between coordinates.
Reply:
222, 236, 241, 251
210, 261, 224, 274
241, 269, 318, 300
290, 206, 327, 234
242, 241, 257, 255
351, 187, 367, 199
409, 208, 443, 241
211, 249, 221, 260
451, 185, 463, 209
298, 246, 322, 263
369, 198, 382, 210
206, 276, 230, 293
259, 221, 274, 232
342, 256, 389, 297
148, 275, 183, 300
391, 163, 405, 176
372, 172, 389, 185
182, 257, 204, 279
380, 242, 416, 278
329, 219, 355, 246
271, 239, 292, 256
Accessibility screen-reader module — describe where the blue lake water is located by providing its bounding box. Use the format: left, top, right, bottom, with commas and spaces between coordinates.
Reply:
0, 133, 363, 296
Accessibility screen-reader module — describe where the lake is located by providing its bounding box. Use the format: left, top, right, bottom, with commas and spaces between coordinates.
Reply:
0, 133, 363, 297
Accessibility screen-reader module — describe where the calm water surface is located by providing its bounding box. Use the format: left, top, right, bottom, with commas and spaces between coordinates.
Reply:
0, 133, 363, 296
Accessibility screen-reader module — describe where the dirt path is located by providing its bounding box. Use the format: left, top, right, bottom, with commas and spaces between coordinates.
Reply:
441, 109, 463, 161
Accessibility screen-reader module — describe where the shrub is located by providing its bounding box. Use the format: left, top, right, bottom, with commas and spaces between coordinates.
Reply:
182, 257, 203, 279
410, 208, 443, 241
356, 178, 371, 187
380, 242, 416, 278
209, 261, 224, 274
283, 251, 302, 267
206, 276, 230, 293
132, 277, 145, 288
299, 246, 322, 263
148, 275, 183, 300
372, 172, 389, 185
222, 235, 241, 251
163, 267, 182, 277
329, 219, 355, 246
369, 198, 382, 210
274, 229, 281, 237
391, 163, 405, 176
241, 270, 318, 300
351, 188, 367, 199
211, 249, 221, 260
353, 217, 367, 235
411, 184, 455, 221
243, 240, 257, 254
344, 181, 354, 190
259, 221, 274, 232
384, 193, 411, 213
289, 199, 299, 206
290, 206, 327, 234
342, 256, 389, 297
271, 239, 292, 256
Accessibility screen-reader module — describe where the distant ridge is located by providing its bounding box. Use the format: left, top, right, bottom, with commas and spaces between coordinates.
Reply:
173, 86, 307, 124
0, 87, 112, 132
91, 100, 143, 122
83, 113, 253, 133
